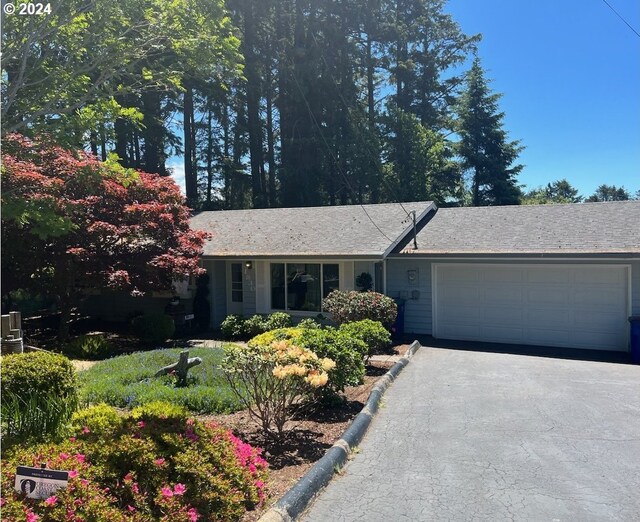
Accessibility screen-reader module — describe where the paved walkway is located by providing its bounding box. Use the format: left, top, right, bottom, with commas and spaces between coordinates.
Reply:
302, 347, 640, 521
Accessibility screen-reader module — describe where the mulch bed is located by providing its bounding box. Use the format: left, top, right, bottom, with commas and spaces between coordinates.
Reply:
207, 360, 399, 522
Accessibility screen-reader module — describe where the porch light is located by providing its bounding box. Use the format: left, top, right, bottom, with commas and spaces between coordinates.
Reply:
245, 261, 253, 269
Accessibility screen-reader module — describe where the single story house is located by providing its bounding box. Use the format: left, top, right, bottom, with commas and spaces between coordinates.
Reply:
191, 200, 639, 353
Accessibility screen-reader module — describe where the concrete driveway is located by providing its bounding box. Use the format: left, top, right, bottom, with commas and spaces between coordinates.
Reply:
302, 347, 640, 521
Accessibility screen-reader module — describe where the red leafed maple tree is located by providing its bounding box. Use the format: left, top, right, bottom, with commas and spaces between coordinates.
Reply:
1, 133, 209, 338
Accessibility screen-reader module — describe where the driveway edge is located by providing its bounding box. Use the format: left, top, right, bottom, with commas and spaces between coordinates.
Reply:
258, 340, 423, 522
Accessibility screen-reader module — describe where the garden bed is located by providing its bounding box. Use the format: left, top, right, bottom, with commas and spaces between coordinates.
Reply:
208, 360, 396, 522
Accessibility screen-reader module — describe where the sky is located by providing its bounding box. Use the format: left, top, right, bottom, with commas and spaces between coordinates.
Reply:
170, 0, 640, 199
446, 0, 640, 197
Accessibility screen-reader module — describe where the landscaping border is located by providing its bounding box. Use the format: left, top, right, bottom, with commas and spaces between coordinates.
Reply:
258, 340, 422, 522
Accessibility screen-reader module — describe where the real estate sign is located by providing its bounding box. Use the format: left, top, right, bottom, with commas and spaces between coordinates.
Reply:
14, 466, 69, 499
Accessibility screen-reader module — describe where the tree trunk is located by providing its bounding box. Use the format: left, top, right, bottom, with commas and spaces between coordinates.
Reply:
142, 90, 165, 175
184, 80, 197, 204
266, 72, 277, 207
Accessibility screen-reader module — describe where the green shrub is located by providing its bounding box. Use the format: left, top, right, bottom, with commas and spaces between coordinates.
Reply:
248, 327, 304, 348
339, 320, 392, 356
221, 314, 246, 339
322, 290, 398, 326
243, 314, 268, 339
222, 341, 334, 437
265, 311, 293, 330
71, 403, 123, 437
78, 347, 244, 413
355, 272, 373, 291
130, 313, 175, 345
64, 333, 115, 360
1, 352, 78, 442
1, 351, 77, 399
221, 312, 294, 340
298, 317, 322, 329
297, 329, 366, 392
1, 403, 268, 521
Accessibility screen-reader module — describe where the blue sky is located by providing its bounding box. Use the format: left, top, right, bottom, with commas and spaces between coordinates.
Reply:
447, 0, 640, 196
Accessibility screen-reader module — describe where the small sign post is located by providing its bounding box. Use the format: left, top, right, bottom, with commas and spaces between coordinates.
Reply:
14, 466, 69, 499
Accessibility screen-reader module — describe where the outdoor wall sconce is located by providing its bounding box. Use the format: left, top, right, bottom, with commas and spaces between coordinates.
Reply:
245, 261, 253, 270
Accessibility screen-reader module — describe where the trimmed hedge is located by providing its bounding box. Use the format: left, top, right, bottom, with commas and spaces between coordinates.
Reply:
322, 290, 397, 326
220, 312, 293, 340
339, 320, 392, 356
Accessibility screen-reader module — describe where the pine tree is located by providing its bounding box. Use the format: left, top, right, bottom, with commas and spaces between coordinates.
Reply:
456, 56, 523, 206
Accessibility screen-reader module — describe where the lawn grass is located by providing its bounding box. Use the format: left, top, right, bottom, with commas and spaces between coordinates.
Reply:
77, 346, 244, 414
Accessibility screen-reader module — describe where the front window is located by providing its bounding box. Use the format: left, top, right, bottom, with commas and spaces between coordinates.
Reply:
271, 263, 339, 312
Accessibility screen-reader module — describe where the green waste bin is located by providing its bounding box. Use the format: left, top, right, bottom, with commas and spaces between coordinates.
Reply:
630, 316, 640, 364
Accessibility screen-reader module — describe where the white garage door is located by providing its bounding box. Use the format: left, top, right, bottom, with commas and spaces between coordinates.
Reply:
434, 264, 629, 351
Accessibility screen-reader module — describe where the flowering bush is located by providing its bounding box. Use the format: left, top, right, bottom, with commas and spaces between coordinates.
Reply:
249, 328, 366, 394
130, 313, 176, 345
322, 290, 397, 326
221, 341, 334, 437
0, 402, 268, 521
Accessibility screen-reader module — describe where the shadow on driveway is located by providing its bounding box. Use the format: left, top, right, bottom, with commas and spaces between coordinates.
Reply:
404, 335, 633, 365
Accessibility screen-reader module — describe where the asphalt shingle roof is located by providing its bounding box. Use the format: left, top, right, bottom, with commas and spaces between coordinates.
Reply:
401, 200, 640, 255
191, 202, 434, 257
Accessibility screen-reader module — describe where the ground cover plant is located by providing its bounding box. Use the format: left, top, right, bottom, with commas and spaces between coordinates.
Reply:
0, 402, 268, 521
78, 347, 244, 413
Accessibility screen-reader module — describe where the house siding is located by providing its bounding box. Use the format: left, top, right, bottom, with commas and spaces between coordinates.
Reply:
387, 258, 640, 336
208, 260, 227, 327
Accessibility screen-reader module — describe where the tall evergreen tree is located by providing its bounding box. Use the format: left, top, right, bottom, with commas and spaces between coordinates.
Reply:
456, 56, 523, 206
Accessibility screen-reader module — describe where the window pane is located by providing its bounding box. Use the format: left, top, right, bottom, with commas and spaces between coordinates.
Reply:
271, 263, 285, 310
323, 264, 340, 298
287, 264, 320, 312
231, 263, 243, 302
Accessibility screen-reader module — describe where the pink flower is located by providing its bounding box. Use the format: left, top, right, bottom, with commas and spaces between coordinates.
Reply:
25, 510, 39, 522
69, 437, 76, 442
75, 454, 86, 463
44, 495, 58, 506
137, 421, 145, 428
132, 483, 140, 494
154, 458, 165, 466
81, 479, 89, 486
161, 486, 174, 498
173, 483, 186, 495
0, 497, 5, 507
187, 508, 199, 522
82, 426, 91, 434
127, 505, 136, 512
186, 418, 195, 426
59, 453, 70, 460
124, 473, 133, 482
69, 470, 78, 479
255, 480, 264, 489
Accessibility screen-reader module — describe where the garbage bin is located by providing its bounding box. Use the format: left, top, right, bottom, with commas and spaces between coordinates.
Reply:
392, 298, 406, 340
630, 316, 640, 364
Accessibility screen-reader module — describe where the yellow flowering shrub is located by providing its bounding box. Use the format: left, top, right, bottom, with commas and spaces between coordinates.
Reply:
221, 340, 334, 438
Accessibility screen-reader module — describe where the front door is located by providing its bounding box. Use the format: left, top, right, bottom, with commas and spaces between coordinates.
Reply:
227, 262, 244, 315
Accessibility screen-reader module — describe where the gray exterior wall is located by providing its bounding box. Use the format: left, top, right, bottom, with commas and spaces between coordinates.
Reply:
206, 260, 227, 328
386, 258, 640, 336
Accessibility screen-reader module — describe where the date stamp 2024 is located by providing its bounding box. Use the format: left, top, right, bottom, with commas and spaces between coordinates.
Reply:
3, 2, 52, 16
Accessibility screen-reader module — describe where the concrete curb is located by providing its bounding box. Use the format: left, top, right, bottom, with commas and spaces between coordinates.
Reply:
258, 340, 422, 522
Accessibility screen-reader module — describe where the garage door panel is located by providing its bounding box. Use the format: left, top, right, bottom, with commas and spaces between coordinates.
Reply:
526, 308, 571, 327
483, 286, 522, 304
482, 267, 523, 283
435, 264, 628, 351
526, 287, 570, 306
526, 267, 570, 284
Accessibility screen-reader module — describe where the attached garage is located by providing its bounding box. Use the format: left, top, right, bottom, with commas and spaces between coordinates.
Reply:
433, 263, 630, 351
387, 202, 640, 353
